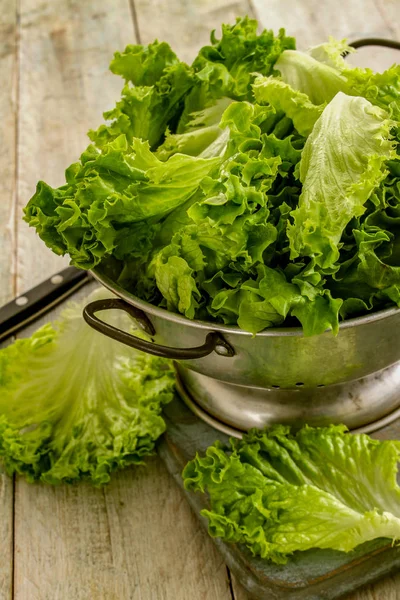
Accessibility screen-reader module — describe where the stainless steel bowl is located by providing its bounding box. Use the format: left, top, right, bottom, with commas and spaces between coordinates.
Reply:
81, 267, 400, 434
81, 37, 400, 434
87, 268, 400, 389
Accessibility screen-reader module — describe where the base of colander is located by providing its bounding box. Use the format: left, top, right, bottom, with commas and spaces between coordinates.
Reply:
174, 361, 400, 437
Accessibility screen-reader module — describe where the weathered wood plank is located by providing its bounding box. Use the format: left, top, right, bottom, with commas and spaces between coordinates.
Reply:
12, 284, 232, 600
252, 0, 391, 49
0, 473, 13, 600
0, 0, 18, 307
371, 0, 400, 70
347, 572, 400, 600
16, 0, 136, 293
133, 0, 254, 63
232, 3, 400, 599
252, 0, 399, 73
230, 571, 400, 600
13, 2, 233, 599
0, 1, 18, 599
103, 458, 230, 600
14, 456, 231, 600
372, 0, 399, 39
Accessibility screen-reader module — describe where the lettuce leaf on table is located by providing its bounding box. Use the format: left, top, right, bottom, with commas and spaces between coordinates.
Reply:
183, 425, 400, 564
0, 289, 175, 485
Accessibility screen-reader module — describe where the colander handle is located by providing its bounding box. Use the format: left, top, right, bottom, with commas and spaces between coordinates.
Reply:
347, 38, 400, 50
83, 298, 234, 360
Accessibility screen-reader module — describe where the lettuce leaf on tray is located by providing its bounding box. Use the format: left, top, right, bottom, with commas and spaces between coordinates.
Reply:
24, 18, 400, 336
183, 425, 400, 564
0, 289, 175, 485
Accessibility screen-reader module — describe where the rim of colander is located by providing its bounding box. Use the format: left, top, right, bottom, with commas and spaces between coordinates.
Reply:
92, 267, 400, 338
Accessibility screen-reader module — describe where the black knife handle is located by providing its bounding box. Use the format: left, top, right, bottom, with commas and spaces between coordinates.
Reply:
0, 266, 91, 342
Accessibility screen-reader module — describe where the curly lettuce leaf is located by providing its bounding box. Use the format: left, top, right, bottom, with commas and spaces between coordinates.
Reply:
91, 20, 294, 154
156, 98, 232, 161
288, 92, 395, 268
154, 18, 295, 162
275, 48, 350, 105
24, 135, 219, 269
329, 225, 400, 314
276, 39, 400, 119
143, 100, 305, 326
307, 37, 355, 69
89, 40, 194, 149
0, 289, 175, 485
191, 17, 295, 100
183, 425, 400, 564
153, 254, 201, 319
173, 17, 295, 140
252, 75, 323, 136
109, 40, 180, 85
309, 38, 400, 119
89, 62, 194, 150
238, 265, 342, 335
345, 65, 400, 121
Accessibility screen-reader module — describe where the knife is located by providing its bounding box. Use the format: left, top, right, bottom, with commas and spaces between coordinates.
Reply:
0, 266, 93, 343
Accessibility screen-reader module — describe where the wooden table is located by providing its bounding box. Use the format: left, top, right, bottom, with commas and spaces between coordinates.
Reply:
1, 1, 399, 598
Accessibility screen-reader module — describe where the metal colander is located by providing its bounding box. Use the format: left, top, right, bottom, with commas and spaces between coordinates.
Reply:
83, 267, 400, 436
82, 37, 400, 437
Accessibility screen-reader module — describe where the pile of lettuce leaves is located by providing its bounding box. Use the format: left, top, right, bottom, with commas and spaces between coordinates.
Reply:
0, 289, 175, 485
25, 17, 400, 336
183, 424, 400, 563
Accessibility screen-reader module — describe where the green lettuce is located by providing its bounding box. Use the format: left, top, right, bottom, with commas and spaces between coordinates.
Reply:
0, 289, 175, 485
89, 17, 295, 153
24, 20, 400, 336
252, 75, 323, 136
183, 425, 400, 564
109, 40, 180, 85
144, 101, 308, 329
155, 98, 233, 161
89, 41, 194, 149
288, 92, 395, 269
275, 48, 350, 105
188, 16, 295, 102
25, 135, 219, 269
275, 39, 400, 118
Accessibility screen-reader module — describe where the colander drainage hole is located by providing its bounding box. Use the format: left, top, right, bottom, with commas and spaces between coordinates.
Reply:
317, 384, 325, 388
295, 382, 304, 387
272, 385, 280, 389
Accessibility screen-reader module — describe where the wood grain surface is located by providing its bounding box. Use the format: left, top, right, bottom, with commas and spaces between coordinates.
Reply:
0, 0, 18, 306
14, 455, 231, 600
10, 2, 233, 599
0, 472, 13, 600
252, 0, 400, 70
11, 292, 232, 600
134, 0, 254, 62
1, 0, 400, 599
252, 0, 391, 46
0, 2, 18, 599
16, 0, 135, 293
